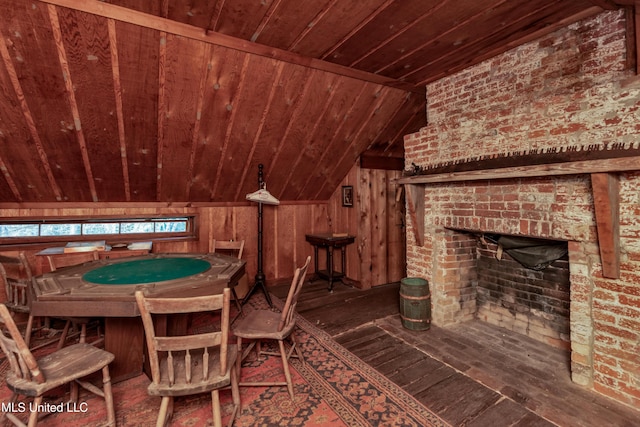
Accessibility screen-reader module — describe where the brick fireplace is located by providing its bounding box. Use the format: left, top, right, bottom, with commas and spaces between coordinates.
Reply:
403, 10, 640, 409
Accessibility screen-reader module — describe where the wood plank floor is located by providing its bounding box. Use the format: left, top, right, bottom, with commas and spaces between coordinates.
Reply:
270, 279, 640, 427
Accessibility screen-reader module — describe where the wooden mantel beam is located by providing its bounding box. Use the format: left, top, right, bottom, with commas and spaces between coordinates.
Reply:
591, 173, 620, 279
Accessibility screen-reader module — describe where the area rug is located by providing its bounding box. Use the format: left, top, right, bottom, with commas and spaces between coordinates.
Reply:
0, 294, 448, 426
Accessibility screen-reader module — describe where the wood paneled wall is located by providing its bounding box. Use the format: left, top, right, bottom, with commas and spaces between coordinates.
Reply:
0, 204, 329, 287
328, 164, 406, 289
0, 164, 405, 288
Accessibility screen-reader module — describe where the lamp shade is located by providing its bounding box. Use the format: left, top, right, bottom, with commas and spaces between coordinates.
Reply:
245, 188, 280, 205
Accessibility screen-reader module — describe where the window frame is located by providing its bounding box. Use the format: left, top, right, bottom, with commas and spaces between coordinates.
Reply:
0, 215, 198, 247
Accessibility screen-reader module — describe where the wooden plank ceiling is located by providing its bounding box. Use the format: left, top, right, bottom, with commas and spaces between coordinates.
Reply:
0, 0, 621, 204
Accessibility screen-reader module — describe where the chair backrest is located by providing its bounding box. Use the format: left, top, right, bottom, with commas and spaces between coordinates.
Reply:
135, 288, 232, 385
0, 304, 44, 383
47, 251, 99, 271
1, 252, 33, 313
211, 239, 245, 259
278, 256, 311, 332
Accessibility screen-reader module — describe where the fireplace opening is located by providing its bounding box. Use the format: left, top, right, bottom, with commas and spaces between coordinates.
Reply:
476, 233, 570, 350
442, 229, 571, 351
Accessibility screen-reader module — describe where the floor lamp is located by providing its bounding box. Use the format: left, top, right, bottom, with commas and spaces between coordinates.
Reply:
243, 164, 278, 307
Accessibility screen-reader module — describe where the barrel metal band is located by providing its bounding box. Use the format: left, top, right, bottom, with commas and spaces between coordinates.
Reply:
399, 294, 431, 301
399, 314, 431, 323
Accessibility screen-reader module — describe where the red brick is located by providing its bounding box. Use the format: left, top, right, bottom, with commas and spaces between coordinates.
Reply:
619, 294, 640, 309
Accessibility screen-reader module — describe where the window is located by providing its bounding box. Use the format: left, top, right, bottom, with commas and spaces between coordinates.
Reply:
0, 216, 195, 245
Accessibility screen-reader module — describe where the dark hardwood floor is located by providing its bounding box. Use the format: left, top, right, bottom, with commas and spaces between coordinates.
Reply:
270, 279, 640, 427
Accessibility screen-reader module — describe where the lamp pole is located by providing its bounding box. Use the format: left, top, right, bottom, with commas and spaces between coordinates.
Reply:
242, 164, 273, 307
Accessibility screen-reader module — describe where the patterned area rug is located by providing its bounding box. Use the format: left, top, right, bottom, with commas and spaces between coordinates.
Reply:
0, 294, 448, 426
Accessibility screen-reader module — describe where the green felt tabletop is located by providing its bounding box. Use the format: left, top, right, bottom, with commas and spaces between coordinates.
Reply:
82, 257, 211, 285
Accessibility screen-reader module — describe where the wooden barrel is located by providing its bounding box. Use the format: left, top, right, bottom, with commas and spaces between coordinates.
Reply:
399, 277, 431, 331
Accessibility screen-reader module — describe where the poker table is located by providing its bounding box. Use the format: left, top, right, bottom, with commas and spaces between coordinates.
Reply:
30, 253, 246, 382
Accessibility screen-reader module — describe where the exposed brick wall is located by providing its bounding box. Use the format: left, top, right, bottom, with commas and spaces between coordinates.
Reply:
404, 10, 640, 409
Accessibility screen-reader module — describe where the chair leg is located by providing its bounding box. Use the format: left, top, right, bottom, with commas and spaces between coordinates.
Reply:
57, 320, 72, 350
102, 366, 116, 426
230, 288, 243, 314
79, 323, 87, 344
236, 336, 243, 380
70, 378, 79, 403
231, 364, 241, 412
226, 369, 241, 427
211, 389, 222, 427
156, 396, 173, 427
290, 332, 305, 366
28, 395, 43, 427
278, 340, 294, 399
24, 315, 34, 348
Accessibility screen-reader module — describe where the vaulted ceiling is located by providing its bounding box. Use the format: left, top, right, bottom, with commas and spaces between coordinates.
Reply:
0, 0, 624, 204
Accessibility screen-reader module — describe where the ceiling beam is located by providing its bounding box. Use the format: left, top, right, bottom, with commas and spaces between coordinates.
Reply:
39, 0, 424, 94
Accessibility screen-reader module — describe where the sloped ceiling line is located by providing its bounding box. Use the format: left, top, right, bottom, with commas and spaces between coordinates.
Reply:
280, 76, 340, 196
359, 90, 412, 158
377, 94, 420, 155
375, 0, 507, 76
314, 86, 392, 200
412, 5, 606, 86
250, 0, 283, 43
0, 28, 59, 201
295, 82, 369, 199
351, 0, 453, 70
233, 62, 286, 201
185, 43, 212, 200
205, 0, 225, 34
156, 31, 167, 201
210, 54, 252, 200
41, 0, 420, 93
48, 4, 98, 202
263, 69, 318, 186
287, 0, 340, 51
319, 0, 395, 62
107, 18, 131, 201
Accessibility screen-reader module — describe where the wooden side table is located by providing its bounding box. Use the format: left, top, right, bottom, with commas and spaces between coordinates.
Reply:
305, 233, 355, 291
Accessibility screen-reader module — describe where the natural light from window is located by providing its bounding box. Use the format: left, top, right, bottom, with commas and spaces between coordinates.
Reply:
0, 217, 190, 239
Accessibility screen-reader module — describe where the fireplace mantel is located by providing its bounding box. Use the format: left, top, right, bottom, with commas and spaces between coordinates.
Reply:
397, 155, 640, 279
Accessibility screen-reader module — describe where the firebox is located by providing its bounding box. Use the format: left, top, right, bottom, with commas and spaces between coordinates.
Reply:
475, 233, 570, 350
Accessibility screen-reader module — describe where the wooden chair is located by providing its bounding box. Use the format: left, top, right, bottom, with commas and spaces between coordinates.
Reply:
46, 251, 102, 349
46, 250, 101, 272
211, 239, 244, 259
232, 256, 310, 399
211, 239, 245, 313
135, 288, 240, 427
0, 253, 37, 344
0, 304, 116, 426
